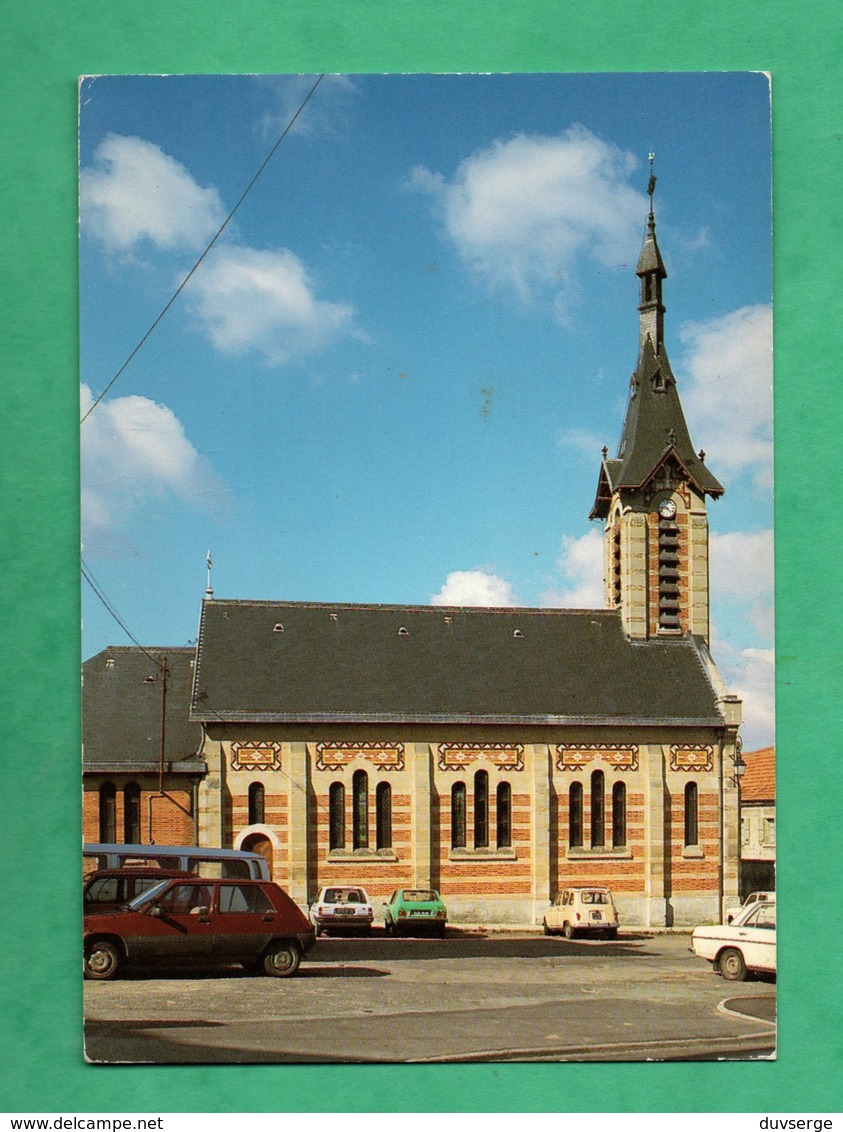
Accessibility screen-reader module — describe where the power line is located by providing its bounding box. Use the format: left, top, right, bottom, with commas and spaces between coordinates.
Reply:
81, 73, 326, 424
81, 558, 165, 671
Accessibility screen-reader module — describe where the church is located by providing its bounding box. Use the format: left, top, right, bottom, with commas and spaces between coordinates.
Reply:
83, 190, 743, 928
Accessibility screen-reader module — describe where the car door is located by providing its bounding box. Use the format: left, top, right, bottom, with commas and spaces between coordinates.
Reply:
211, 882, 279, 961
734, 903, 776, 971
130, 881, 215, 962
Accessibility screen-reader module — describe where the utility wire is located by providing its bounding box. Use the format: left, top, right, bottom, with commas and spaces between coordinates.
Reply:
81, 73, 326, 424
81, 558, 165, 671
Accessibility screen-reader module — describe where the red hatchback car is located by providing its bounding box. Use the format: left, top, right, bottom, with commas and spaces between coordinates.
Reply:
84, 877, 315, 980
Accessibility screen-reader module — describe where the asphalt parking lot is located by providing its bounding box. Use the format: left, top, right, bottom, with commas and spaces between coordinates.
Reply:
84, 929, 776, 1064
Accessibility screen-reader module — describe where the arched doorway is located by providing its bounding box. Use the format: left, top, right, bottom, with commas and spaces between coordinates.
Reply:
240, 831, 274, 876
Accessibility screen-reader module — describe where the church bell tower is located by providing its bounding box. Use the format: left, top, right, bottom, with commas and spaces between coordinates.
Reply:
590, 165, 724, 643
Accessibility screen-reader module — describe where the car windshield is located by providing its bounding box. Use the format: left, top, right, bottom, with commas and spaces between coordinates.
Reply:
324, 889, 364, 904
581, 891, 609, 905
127, 880, 172, 910
402, 890, 437, 903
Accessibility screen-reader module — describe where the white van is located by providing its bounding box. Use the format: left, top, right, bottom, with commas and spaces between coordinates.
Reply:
83, 843, 270, 880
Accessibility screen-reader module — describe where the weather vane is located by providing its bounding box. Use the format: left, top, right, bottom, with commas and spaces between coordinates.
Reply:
647, 152, 657, 203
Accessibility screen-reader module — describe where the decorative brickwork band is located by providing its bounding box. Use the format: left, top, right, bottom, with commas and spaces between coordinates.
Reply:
231, 742, 282, 772
438, 743, 525, 771
669, 744, 714, 772
556, 744, 639, 771
315, 742, 405, 772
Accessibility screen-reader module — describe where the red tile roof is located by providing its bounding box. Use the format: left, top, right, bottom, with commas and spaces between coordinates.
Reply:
741, 746, 775, 802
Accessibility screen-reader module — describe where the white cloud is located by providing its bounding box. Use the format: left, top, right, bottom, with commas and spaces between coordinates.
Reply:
680, 304, 773, 491
430, 570, 520, 607
710, 529, 774, 643
731, 647, 775, 750
81, 384, 227, 542
411, 125, 646, 309
257, 74, 356, 140
540, 528, 605, 608
186, 245, 357, 365
712, 635, 775, 751
80, 134, 225, 254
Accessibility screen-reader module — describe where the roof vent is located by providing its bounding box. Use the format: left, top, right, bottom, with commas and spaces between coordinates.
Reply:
513, 629, 524, 638
329, 612, 338, 622
105, 658, 115, 669
398, 626, 409, 636
273, 623, 284, 633
444, 615, 453, 624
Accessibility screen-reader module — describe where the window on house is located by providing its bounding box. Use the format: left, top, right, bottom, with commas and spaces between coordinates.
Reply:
474, 770, 489, 849
248, 781, 265, 826
569, 782, 583, 848
451, 782, 466, 849
612, 781, 626, 848
591, 770, 605, 848
765, 816, 776, 847
352, 769, 369, 849
123, 782, 141, 843
376, 781, 392, 850
329, 782, 345, 850
99, 782, 116, 843
496, 781, 512, 849
684, 781, 699, 847
741, 816, 750, 846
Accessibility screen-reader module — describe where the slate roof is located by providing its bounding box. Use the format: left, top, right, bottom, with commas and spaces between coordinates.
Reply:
741, 746, 775, 803
83, 647, 205, 773
191, 599, 725, 727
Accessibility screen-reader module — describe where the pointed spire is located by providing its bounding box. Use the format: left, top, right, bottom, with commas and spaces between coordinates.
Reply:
589, 166, 724, 520
636, 154, 667, 354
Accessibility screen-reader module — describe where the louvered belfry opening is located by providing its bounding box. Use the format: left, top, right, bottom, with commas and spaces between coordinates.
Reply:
611, 522, 622, 606
658, 514, 681, 630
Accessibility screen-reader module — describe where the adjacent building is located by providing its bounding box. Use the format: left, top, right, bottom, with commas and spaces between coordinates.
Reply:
739, 746, 776, 898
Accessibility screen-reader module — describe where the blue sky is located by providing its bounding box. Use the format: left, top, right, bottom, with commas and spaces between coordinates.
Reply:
79, 72, 773, 746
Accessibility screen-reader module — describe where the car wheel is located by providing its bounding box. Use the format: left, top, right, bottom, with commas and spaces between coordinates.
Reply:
543, 919, 552, 936
84, 939, 120, 981
313, 923, 322, 938
563, 922, 574, 940
263, 942, 301, 978
719, 947, 748, 982
437, 924, 446, 939
606, 928, 618, 940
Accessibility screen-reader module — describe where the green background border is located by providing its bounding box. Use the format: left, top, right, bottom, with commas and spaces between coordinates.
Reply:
2, 0, 841, 1113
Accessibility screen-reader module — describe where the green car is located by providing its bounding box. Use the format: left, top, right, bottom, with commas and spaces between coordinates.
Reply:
383, 889, 447, 937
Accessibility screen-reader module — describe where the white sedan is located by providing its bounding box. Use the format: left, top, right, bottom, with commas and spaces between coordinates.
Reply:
691, 900, 776, 981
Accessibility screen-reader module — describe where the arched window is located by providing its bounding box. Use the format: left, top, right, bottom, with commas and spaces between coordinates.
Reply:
248, 781, 265, 826
329, 782, 345, 850
496, 781, 512, 849
376, 782, 392, 850
123, 782, 141, 843
99, 782, 116, 843
474, 770, 489, 848
352, 769, 369, 849
684, 782, 699, 847
612, 781, 627, 848
451, 782, 466, 849
591, 770, 605, 848
569, 782, 583, 848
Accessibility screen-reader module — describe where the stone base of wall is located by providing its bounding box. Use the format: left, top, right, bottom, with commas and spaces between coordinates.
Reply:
444, 896, 535, 925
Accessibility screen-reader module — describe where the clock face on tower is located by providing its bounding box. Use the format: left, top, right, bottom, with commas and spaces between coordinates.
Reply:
658, 498, 677, 519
